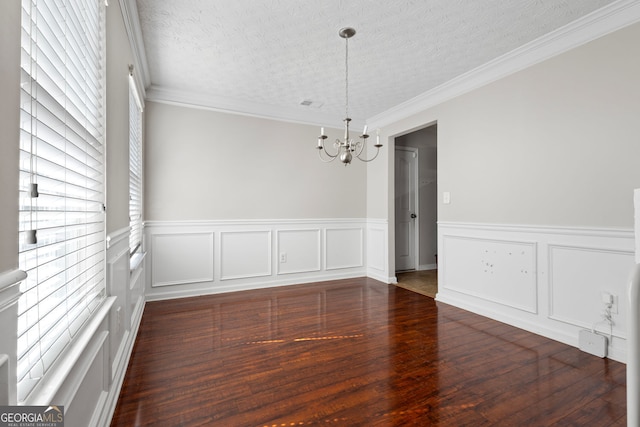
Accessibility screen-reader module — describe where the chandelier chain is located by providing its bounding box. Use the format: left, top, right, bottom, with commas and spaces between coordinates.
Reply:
345, 35, 349, 120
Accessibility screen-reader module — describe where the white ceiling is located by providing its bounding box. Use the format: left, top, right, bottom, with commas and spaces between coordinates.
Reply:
135, 0, 620, 127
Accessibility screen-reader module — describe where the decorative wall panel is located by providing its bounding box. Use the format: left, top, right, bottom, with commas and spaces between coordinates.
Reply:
325, 228, 363, 270
220, 230, 271, 280
442, 235, 537, 313
277, 229, 321, 275
151, 232, 214, 287
549, 244, 634, 338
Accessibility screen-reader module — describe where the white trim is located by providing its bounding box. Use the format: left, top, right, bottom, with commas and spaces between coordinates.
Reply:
145, 86, 366, 130
23, 297, 115, 405
145, 218, 369, 228
438, 221, 633, 238
130, 251, 146, 273
0, 269, 26, 312
368, 0, 640, 128
0, 269, 27, 291
628, 263, 640, 426
118, 0, 150, 94
54, 330, 108, 409
106, 227, 130, 250
145, 271, 367, 302
100, 297, 145, 427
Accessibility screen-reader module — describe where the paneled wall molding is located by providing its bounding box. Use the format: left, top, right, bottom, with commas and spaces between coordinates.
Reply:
0, 269, 26, 312
145, 218, 389, 300
437, 222, 634, 363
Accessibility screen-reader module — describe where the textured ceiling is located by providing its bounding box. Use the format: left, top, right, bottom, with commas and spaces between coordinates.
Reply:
136, 0, 617, 125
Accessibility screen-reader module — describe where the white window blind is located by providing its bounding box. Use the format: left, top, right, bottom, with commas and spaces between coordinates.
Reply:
129, 74, 143, 255
18, 0, 106, 403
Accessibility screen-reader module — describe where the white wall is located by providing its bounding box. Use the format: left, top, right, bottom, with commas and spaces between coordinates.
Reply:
367, 21, 640, 361
145, 101, 367, 221
106, 0, 138, 234
374, 22, 640, 230
142, 102, 387, 295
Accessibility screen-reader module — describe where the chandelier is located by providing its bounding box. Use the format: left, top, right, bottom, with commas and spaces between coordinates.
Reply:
316, 27, 382, 165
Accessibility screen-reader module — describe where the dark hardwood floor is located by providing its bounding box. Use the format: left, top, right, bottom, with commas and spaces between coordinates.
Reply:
110, 277, 626, 426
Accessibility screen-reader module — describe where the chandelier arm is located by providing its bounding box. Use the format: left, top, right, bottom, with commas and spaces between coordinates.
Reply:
317, 139, 342, 162
318, 148, 340, 163
352, 138, 366, 158
355, 145, 382, 163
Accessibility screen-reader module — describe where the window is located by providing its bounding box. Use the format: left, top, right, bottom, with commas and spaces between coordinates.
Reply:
18, 0, 106, 402
129, 72, 143, 255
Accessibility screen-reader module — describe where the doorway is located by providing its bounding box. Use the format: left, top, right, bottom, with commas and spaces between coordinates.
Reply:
394, 124, 438, 278
395, 146, 418, 271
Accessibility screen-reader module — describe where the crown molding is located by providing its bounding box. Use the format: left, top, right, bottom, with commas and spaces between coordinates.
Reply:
367, 0, 640, 129
118, 0, 150, 96
145, 85, 366, 129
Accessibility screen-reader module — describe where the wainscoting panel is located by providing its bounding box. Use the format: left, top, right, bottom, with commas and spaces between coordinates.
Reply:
145, 219, 379, 301
325, 228, 363, 270
277, 229, 321, 275
437, 222, 634, 362
442, 235, 537, 313
151, 232, 214, 287
366, 221, 388, 282
220, 230, 272, 280
549, 244, 634, 338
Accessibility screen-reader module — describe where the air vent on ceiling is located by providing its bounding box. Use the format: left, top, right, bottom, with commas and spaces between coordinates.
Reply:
300, 99, 323, 108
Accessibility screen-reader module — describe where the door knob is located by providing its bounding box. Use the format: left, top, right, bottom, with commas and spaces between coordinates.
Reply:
410, 213, 417, 219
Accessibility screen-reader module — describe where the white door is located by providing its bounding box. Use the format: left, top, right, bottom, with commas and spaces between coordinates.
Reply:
395, 147, 418, 271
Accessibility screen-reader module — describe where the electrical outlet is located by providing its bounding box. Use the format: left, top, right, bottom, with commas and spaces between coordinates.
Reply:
280, 252, 287, 263
602, 292, 618, 314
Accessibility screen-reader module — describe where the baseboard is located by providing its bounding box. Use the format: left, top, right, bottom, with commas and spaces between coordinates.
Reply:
436, 291, 626, 363
145, 271, 368, 302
